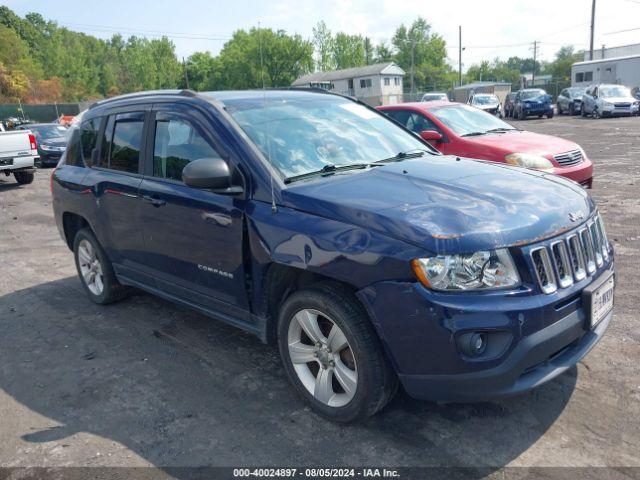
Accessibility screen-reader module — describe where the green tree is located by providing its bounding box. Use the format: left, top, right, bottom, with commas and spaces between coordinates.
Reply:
548, 46, 583, 81
184, 51, 219, 90
331, 32, 366, 69
215, 27, 313, 89
312, 21, 335, 72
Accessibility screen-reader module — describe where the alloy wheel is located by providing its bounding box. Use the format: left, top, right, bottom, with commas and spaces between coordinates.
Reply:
78, 239, 104, 296
287, 309, 357, 407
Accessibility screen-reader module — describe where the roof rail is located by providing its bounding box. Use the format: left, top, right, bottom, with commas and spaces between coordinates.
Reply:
88, 89, 197, 109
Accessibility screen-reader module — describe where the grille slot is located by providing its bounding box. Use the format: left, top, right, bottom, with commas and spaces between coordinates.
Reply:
531, 247, 557, 294
551, 241, 573, 288
554, 149, 583, 167
529, 213, 610, 294
567, 234, 587, 281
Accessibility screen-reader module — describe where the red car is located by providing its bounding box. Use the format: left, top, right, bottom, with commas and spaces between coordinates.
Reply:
377, 101, 593, 188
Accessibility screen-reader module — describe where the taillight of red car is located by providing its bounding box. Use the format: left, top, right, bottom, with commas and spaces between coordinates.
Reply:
28, 133, 37, 151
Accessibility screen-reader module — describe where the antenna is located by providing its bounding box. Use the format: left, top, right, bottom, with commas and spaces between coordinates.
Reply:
258, 21, 278, 214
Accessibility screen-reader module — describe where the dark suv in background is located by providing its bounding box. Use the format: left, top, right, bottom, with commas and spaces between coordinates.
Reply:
52, 89, 615, 422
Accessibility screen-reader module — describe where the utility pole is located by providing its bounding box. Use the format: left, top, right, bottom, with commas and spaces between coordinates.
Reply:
410, 38, 416, 100
589, 0, 596, 60
458, 26, 462, 86
182, 57, 189, 89
532, 40, 538, 86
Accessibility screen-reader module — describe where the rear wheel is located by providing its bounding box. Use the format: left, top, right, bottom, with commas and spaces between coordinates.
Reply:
73, 228, 128, 304
14, 171, 34, 185
278, 284, 398, 422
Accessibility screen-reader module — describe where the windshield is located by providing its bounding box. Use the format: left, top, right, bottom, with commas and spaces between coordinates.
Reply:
600, 86, 631, 98
567, 87, 586, 98
521, 90, 547, 100
431, 104, 516, 136
423, 94, 447, 102
28, 124, 68, 140
224, 94, 432, 179
472, 95, 498, 105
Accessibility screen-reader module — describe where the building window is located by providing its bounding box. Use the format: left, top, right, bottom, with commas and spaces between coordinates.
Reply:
394, 77, 400, 86
576, 72, 584, 83
359, 78, 372, 88
384, 77, 390, 86
584, 71, 593, 81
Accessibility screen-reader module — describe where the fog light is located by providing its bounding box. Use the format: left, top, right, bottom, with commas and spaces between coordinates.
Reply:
469, 333, 487, 356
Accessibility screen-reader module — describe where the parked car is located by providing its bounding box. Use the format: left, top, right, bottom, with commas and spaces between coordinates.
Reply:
52, 90, 614, 422
0, 128, 38, 184
503, 92, 517, 118
513, 88, 554, 119
581, 84, 640, 118
378, 101, 593, 188
468, 93, 502, 117
17, 123, 68, 167
421, 92, 449, 102
557, 87, 586, 115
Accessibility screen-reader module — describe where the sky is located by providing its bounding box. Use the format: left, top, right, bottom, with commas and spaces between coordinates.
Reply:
3, 0, 640, 70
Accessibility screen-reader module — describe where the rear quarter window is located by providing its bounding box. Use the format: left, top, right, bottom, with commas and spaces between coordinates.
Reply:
80, 118, 101, 166
64, 128, 83, 167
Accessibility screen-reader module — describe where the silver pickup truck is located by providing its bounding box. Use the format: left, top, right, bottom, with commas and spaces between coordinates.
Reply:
0, 127, 39, 185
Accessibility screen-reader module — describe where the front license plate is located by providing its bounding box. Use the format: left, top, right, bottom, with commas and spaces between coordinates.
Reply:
589, 274, 614, 329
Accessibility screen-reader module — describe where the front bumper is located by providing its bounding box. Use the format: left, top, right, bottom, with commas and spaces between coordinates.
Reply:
399, 307, 611, 402
357, 255, 614, 403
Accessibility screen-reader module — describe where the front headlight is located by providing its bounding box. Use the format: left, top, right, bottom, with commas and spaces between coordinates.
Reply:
505, 153, 554, 171
602, 101, 613, 108
411, 249, 520, 291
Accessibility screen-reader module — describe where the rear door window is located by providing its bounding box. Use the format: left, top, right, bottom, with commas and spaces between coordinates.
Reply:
64, 128, 83, 167
101, 112, 145, 174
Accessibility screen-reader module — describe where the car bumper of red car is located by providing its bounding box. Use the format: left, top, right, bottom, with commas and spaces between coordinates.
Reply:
552, 159, 594, 189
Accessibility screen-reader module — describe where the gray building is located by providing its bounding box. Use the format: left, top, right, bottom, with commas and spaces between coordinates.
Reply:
572, 54, 640, 89
584, 43, 640, 61
453, 81, 512, 105
292, 62, 405, 106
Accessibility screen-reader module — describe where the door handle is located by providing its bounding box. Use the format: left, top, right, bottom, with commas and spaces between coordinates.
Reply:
142, 195, 166, 207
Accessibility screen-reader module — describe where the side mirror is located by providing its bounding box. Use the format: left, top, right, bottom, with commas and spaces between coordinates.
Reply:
419, 130, 443, 142
182, 157, 241, 193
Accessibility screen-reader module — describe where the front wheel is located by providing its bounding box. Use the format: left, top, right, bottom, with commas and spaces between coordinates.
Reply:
569, 104, 575, 115
14, 171, 34, 185
277, 284, 398, 422
73, 228, 128, 304
547, 111, 554, 119
557, 103, 563, 115
581, 105, 587, 117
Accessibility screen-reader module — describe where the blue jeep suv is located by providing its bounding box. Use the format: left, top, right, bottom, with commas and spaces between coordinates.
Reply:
52, 89, 615, 422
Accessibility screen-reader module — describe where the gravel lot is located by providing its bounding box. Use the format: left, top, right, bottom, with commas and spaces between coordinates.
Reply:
0, 114, 639, 476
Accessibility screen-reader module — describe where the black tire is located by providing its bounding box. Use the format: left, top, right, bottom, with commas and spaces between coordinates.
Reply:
538, 114, 543, 118
73, 228, 128, 305
569, 104, 575, 115
547, 111, 554, 119
519, 109, 526, 120
14, 171, 34, 185
581, 105, 587, 117
277, 283, 398, 422
557, 103, 563, 115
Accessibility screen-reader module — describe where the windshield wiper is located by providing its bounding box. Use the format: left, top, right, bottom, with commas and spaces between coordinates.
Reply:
374, 149, 429, 164
283, 163, 375, 184
485, 127, 518, 133
461, 131, 487, 137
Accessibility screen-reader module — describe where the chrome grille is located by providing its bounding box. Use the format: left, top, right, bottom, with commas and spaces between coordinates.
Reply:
554, 149, 583, 167
529, 213, 610, 294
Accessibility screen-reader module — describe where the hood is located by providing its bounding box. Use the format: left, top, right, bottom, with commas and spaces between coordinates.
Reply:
40, 137, 67, 148
477, 103, 499, 110
601, 96, 636, 103
464, 130, 580, 157
282, 156, 594, 254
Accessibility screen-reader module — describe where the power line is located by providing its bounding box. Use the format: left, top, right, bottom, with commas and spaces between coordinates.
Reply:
57, 21, 231, 41
603, 26, 640, 35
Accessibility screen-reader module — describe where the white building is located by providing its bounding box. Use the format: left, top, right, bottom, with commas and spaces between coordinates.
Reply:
292, 62, 405, 106
583, 43, 640, 61
571, 54, 640, 89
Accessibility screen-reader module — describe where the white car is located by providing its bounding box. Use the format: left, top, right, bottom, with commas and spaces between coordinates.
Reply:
0, 129, 39, 185
581, 84, 640, 118
469, 93, 502, 117
421, 92, 449, 102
